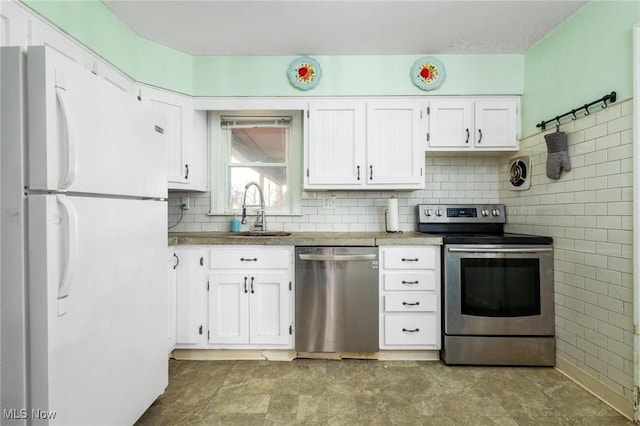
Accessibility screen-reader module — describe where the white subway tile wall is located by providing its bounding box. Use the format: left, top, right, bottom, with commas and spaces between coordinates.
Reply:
168, 156, 501, 232
168, 98, 634, 404
501, 98, 634, 403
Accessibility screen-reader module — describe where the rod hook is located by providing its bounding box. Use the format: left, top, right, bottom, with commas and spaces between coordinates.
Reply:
571, 109, 577, 121
555, 116, 561, 130
601, 96, 609, 109
583, 104, 590, 116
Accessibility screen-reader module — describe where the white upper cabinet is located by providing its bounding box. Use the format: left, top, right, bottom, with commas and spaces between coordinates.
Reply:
305, 99, 424, 190
366, 101, 423, 187
427, 97, 519, 151
306, 101, 366, 187
139, 85, 208, 191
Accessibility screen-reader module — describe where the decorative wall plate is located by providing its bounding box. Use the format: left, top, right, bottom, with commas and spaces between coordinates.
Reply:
508, 156, 531, 191
288, 56, 321, 90
411, 56, 446, 91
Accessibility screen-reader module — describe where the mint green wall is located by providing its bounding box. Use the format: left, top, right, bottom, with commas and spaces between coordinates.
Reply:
522, 0, 639, 137
194, 54, 522, 96
136, 39, 193, 95
21, 1, 522, 96
23, 0, 139, 77
23, 0, 637, 116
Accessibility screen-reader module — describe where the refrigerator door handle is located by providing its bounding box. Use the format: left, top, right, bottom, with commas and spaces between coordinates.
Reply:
56, 87, 77, 190
56, 196, 78, 315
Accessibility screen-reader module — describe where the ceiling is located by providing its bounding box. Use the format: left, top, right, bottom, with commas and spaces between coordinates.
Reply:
103, 0, 589, 56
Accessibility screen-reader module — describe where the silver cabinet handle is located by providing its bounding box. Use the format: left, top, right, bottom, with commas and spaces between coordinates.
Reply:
173, 253, 180, 269
240, 257, 258, 262
401, 258, 419, 262
477, 129, 483, 144
243, 276, 248, 293
184, 164, 189, 180
250, 276, 255, 294
401, 280, 419, 285
465, 128, 470, 144
402, 328, 420, 333
298, 254, 377, 261
402, 301, 420, 306
356, 165, 360, 181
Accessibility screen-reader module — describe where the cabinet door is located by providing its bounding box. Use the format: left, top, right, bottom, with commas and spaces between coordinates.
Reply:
167, 251, 178, 352
306, 101, 366, 187
140, 86, 194, 187
366, 102, 423, 188
474, 99, 518, 149
175, 250, 205, 345
427, 100, 473, 149
249, 272, 291, 345
209, 273, 250, 344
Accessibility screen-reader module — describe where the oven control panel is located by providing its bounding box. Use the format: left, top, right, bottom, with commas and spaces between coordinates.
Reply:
417, 204, 506, 224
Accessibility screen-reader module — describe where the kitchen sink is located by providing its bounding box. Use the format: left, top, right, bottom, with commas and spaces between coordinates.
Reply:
234, 231, 292, 237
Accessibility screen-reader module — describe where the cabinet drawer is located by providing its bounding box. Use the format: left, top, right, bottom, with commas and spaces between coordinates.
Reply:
384, 294, 436, 312
383, 272, 437, 291
209, 247, 290, 269
382, 247, 438, 269
383, 314, 437, 346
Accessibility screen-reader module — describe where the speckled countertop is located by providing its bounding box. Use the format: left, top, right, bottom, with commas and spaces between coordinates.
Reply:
168, 231, 442, 246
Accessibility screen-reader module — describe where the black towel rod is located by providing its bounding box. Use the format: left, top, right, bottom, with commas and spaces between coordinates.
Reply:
536, 91, 617, 132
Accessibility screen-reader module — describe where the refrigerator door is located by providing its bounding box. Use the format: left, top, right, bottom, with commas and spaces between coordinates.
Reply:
27, 46, 166, 198
28, 195, 167, 425
1, 46, 29, 421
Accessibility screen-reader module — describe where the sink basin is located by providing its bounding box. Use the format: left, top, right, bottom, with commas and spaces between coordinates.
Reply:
234, 231, 292, 237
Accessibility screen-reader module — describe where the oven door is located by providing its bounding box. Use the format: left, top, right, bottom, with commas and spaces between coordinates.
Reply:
444, 244, 554, 336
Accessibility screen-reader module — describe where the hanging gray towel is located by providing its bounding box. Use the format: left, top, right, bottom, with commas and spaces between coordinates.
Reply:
544, 131, 571, 179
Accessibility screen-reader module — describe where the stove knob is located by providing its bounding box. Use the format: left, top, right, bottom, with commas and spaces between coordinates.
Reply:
481, 209, 489, 217
435, 209, 442, 217
492, 209, 501, 217
424, 209, 432, 217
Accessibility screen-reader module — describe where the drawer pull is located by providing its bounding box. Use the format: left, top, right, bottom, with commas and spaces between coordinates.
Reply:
402, 301, 420, 306
401, 280, 419, 285
240, 257, 258, 262
401, 258, 419, 262
402, 328, 420, 333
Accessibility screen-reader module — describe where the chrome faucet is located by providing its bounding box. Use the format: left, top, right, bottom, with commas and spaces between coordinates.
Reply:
241, 181, 266, 231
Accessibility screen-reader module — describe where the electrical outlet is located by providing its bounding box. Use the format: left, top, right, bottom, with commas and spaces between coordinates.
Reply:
181, 197, 190, 210
321, 195, 336, 209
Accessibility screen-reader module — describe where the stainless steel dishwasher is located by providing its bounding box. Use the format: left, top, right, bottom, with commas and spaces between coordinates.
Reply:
295, 246, 379, 353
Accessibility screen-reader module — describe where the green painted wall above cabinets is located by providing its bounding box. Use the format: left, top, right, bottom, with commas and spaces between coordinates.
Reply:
21, 0, 522, 97
521, 0, 639, 137
21, 0, 638, 137
193, 54, 523, 97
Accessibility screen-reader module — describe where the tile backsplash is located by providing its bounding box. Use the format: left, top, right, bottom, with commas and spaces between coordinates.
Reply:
168, 155, 501, 233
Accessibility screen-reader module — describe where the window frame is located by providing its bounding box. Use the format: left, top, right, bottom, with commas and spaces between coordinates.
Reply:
209, 110, 302, 215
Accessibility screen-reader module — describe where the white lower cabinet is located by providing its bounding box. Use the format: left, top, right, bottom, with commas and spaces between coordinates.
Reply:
173, 248, 207, 347
379, 246, 441, 349
168, 250, 178, 352
208, 246, 294, 348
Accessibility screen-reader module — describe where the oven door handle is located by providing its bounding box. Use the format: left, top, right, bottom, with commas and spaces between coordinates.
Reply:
447, 247, 553, 254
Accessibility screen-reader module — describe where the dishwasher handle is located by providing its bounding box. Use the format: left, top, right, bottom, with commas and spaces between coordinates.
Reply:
298, 253, 377, 262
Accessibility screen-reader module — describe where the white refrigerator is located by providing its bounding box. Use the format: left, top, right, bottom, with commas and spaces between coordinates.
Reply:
1, 46, 168, 425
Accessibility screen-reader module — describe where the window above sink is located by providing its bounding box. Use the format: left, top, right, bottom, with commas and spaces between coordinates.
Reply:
209, 111, 302, 215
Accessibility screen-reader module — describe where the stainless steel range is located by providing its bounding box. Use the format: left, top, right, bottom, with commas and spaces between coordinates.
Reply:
417, 204, 555, 366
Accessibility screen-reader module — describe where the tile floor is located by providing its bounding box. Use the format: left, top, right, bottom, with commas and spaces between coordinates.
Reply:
136, 359, 633, 425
